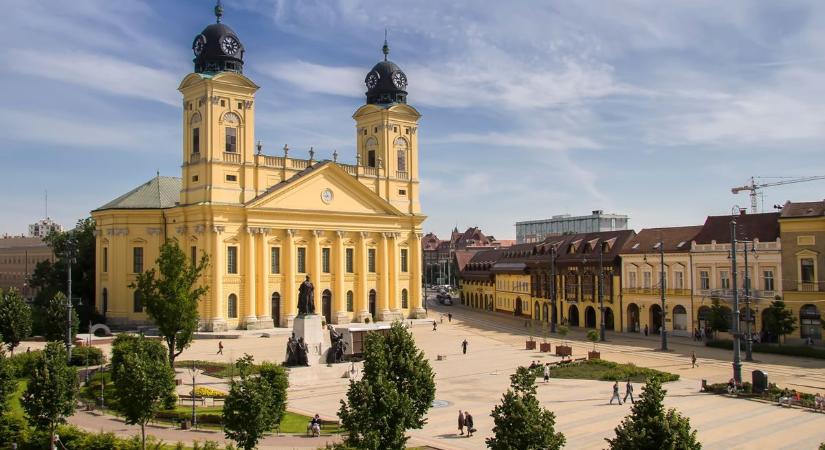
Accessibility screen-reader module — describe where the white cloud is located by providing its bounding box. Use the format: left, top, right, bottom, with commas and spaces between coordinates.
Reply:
9, 49, 180, 106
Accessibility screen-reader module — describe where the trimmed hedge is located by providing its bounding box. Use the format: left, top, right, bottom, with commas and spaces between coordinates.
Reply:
703, 381, 820, 408
706, 339, 825, 359
533, 359, 679, 382
70, 346, 105, 366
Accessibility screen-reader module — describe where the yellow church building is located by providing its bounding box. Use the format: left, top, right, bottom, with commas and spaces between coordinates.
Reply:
92, 5, 426, 331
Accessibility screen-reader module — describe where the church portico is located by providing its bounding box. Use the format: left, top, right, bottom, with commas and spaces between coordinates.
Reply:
92, 4, 425, 331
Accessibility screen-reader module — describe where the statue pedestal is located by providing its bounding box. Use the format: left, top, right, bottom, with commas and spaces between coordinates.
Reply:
293, 314, 327, 365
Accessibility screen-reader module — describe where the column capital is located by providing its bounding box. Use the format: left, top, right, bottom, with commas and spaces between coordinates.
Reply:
336, 230, 345, 238
360, 231, 370, 239
194, 224, 206, 234
212, 225, 225, 234
415, 232, 424, 240
246, 227, 257, 235
313, 230, 324, 237
286, 229, 297, 237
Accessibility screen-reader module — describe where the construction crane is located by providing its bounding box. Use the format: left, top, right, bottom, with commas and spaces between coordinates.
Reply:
732, 176, 825, 213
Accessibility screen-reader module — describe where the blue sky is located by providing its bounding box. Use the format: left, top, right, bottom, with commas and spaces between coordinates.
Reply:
2, 0, 825, 239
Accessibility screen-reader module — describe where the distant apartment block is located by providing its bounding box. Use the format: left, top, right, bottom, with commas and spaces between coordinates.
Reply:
516, 210, 629, 243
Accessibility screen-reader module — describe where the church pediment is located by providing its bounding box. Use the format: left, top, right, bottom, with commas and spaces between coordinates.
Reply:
246, 162, 405, 217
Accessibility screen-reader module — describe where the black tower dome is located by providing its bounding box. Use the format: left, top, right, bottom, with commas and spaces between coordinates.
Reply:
365, 37, 408, 105
192, 1, 245, 74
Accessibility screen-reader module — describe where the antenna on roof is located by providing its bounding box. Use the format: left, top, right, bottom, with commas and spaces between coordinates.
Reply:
44, 190, 48, 218
382, 28, 389, 61
215, 0, 224, 23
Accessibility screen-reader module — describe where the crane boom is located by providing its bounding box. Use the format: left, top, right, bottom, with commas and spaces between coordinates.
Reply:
731, 176, 825, 213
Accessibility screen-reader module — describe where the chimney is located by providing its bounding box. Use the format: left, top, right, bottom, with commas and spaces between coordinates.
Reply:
739, 208, 747, 216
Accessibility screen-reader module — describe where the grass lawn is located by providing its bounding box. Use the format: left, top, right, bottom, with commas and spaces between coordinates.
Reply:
541, 359, 679, 382
155, 407, 340, 434
174, 360, 260, 379
8, 380, 26, 419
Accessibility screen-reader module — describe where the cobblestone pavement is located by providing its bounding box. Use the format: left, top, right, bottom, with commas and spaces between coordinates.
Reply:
45, 296, 825, 449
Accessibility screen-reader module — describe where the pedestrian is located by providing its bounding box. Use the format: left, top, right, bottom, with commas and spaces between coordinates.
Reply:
610, 381, 622, 405
644, 324, 649, 336
461, 339, 468, 355
623, 379, 634, 404
457, 410, 465, 435
465, 411, 475, 437
700, 327, 706, 341
433, 321, 438, 331
543, 363, 550, 383
691, 351, 697, 368
441, 314, 444, 324
217, 340, 224, 355
448, 313, 453, 322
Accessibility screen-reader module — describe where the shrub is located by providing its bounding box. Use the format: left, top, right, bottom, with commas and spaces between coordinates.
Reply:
70, 346, 105, 366
7, 350, 42, 378
190, 386, 227, 398
536, 359, 679, 383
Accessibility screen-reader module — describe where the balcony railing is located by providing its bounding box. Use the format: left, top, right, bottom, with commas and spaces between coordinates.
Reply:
395, 170, 409, 180
190, 152, 201, 163
623, 287, 691, 296
363, 166, 378, 176
223, 152, 241, 164
798, 282, 821, 292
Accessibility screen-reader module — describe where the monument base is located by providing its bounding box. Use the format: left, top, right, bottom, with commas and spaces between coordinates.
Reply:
205, 318, 227, 332
247, 317, 274, 330
334, 311, 351, 325
356, 310, 373, 323
293, 314, 327, 365
412, 308, 427, 319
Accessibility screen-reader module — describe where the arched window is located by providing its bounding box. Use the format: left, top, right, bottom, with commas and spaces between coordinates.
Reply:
133, 291, 143, 313
228, 294, 238, 319
401, 289, 409, 308
365, 137, 377, 167
102, 288, 108, 316
346, 291, 354, 312
394, 137, 408, 172
223, 113, 240, 153
190, 112, 202, 154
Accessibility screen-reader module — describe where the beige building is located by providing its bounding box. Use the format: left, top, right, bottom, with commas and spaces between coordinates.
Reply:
92, 8, 426, 330
0, 236, 54, 300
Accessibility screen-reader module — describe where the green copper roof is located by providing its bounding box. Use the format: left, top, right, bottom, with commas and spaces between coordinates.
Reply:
95, 176, 181, 211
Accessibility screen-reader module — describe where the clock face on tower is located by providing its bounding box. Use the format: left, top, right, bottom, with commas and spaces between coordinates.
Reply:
220, 35, 241, 56
365, 71, 379, 89
392, 71, 407, 89
321, 188, 334, 204
192, 35, 206, 56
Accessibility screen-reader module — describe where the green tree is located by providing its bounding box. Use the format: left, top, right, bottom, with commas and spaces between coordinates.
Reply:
762, 299, 797, 344
338, 322, 436, 450
41, 291, 79, 343
0, 351, 18, 415
606, 376, 700, 450
131, 239, 209, 367
29, 218, 98, 330
707, 299, 731, 335
111, 335, 176, 450
487, 366, 565, 450
21, 342, 78, 446
0, 288, 32, 354
223, 357, 286, 450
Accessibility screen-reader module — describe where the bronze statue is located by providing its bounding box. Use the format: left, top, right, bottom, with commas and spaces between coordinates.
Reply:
297, 275, 315, 315
285, 332, 309, 366
326, 324, 347, 364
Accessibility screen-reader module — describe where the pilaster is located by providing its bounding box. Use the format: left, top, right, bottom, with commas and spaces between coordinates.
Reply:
334, 230, 349, 324
411, 232, 426, 318
208, 225, 227, 331
357, 231, 370, 322
283, 229, 297, 327
243, 227, 258, 327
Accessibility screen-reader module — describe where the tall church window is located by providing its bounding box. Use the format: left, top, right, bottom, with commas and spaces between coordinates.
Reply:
103, 247, 108, 273
400, 249, 408, 272
365, 137, 377, 168
297, 248, 307, 273
192, 128, 200, 153
322, 248, 331, 273
133, 291, 143, 313
346, 291, 354, 312
225, 127, 237, 152
368, 248, 376, 273
401, 289, 409, 308
133, 247, 143, 273
346, 248, 354, 273
227, 246, 238, 274
394, 137, 408, 172
270, 247, 280, 274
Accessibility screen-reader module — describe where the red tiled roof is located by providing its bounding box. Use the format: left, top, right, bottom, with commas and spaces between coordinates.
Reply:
692, 212, 779, 244
621, 226, 703, 254
781, 200, 825, 218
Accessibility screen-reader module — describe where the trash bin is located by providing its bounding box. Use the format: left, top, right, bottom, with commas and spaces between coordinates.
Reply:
752, 370, 768, 393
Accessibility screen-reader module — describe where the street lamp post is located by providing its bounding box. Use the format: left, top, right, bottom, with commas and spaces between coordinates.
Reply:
742, 240, 756, 362
188, 361, 197, 429
65, 245, 76, 363
730, 216, 743, 384
659, 238, 668, 351
550, 246, 557, 334
599, 242, 606, 341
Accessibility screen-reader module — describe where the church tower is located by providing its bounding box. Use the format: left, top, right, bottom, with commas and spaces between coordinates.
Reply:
178, 2, 260, 206
353, 38, 422, 214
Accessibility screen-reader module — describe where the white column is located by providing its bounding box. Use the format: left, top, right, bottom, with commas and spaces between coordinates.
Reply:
244, 227, 258, 327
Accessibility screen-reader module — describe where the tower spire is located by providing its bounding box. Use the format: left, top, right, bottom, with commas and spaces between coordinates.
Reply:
382, 28, 389, 61
215, 0, 224, 23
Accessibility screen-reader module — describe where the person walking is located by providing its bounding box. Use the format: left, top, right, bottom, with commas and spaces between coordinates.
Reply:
217, 340, 224, 355
448, 313, 453, 322
691, 351, 697, 368
543, 363, 550, 383
465, 411, 475, 437
433, 321, 438, 331
457, 410, 465, 436
610, 381, 622, 405
644, 324, 649, 336
623, 379, 634, 404
461, 339, 468, 355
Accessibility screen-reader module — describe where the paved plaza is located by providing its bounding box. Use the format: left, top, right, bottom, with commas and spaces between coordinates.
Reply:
55, 297, 825, 449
